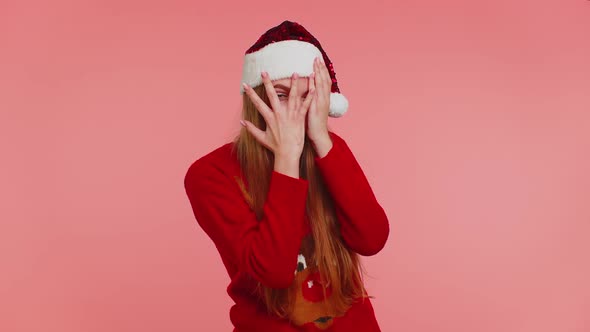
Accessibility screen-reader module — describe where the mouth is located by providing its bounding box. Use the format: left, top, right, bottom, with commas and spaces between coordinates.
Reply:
314, 316, 333, 324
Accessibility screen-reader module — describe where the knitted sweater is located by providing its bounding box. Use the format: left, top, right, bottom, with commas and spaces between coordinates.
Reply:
184, 131, 389, 331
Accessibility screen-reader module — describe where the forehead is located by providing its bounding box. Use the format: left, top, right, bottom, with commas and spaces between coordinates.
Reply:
272, 77, 310, 92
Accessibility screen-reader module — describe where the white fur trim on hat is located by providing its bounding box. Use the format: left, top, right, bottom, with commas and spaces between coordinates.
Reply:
240, 40, 322, 92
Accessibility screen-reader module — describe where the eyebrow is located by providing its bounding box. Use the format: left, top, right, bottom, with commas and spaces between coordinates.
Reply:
273, 84, 290, 90
273, 84, 309, 95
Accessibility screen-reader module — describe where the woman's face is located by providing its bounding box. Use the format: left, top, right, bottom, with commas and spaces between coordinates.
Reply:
270, 76, 311, 108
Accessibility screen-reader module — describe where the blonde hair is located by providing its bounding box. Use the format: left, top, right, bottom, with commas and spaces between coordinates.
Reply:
230, 83, 369, 318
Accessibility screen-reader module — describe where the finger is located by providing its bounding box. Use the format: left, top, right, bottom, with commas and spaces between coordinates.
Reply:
260, 71, 280, 111
242, 119, 269, 148
243, 82, 273, 120
313, 57, 326, 96
309, 72, 316, 97
313, 58, 324, 96
315, 57, 326, 92
288, 72, 299, 110
319, 57, 331, 90
307, 71, 316, 111
318, 58, 331, 100
301, 82, 315, 113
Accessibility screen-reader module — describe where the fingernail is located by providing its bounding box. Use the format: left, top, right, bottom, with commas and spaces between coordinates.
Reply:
242, 82, 248, 90
261, 71, 267, 78
293, 73, 298, 79
240, 119, 246, 126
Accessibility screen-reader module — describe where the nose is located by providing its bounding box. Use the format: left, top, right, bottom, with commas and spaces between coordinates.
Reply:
301, 271, 332, 302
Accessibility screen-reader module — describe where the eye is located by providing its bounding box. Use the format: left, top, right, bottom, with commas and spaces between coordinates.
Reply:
277, 93, 307, 99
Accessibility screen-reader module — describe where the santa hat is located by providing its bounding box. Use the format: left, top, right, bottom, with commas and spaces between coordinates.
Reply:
240, 20, 349, 118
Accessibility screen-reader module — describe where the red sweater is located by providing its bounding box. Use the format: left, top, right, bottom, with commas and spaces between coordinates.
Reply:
184, 131, 389, 331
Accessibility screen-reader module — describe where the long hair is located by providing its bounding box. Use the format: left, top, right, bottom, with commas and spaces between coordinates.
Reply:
230, 83, 369, 318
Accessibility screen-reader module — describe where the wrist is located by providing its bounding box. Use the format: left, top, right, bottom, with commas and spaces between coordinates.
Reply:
274, 155, 300, 179
311, 133, 333, 159
310, 130, 330, 144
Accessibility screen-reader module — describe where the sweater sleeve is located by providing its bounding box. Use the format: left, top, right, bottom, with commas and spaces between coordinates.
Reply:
183, 158, 309, 289
313, 131, 390, 256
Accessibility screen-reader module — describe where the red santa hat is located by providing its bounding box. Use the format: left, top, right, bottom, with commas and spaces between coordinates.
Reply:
240, 20, 349, 118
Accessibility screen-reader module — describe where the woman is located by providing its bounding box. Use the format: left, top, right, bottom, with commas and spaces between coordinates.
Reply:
184, 20, 389, 331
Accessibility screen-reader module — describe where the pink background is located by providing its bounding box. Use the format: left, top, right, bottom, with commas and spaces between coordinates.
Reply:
2, 0, 589, 331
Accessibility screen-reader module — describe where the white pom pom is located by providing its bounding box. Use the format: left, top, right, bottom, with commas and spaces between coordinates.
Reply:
329, 93, 349, 118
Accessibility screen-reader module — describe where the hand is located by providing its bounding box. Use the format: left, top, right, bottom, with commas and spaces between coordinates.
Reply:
306, 56, 331, 142
241, 71, 315, 160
